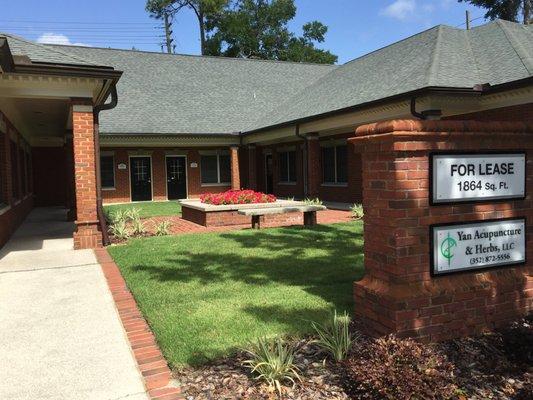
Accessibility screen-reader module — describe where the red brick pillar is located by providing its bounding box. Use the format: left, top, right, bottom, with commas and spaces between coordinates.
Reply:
230, 146, 240, 191
306, 133, 320, 198
72, 103, 102, 249
248, 145, 257, 190
349, 119, 533, 342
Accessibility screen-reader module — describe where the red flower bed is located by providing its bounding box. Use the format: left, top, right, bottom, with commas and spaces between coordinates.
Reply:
200, 190, 276, 205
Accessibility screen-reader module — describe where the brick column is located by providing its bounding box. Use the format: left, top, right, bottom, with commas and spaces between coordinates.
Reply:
247, 145, 257, 190
230, 145, 240, 191
306, 133, 320, 198
349, 119, 533, 342
72, 103, 102, 249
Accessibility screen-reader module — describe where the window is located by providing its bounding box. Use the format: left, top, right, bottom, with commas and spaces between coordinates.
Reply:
201, 154, 231, 184
279, 151, 296, 183
100, 155, 115, 189
322, 144, 348, 184
10, 141, 19, 200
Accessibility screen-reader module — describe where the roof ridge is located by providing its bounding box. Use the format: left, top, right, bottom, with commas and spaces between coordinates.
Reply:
426, 25, 443, 86
1, 33, 96, 66
494, 19, 533, 75
462, 28, 482, 85
44, 42, 338, 68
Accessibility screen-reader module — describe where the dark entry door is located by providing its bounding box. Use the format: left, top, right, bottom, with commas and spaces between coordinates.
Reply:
265, 154, 273, 194
130, 157, 152, 201
166, 156, 187, 200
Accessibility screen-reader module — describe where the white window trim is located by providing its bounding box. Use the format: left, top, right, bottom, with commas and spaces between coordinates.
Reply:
201, 154, 231, 185
101, 154, 116, 190
278, 151, 296, 184
322, 145, 347, 185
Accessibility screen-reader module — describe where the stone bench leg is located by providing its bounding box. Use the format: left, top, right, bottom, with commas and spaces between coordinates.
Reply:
304, 211, 317, 227
252, 215, 261, 229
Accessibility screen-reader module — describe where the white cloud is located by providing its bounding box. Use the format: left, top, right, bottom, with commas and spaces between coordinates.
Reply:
381, 0, 416, 21
36, 33, 89, 47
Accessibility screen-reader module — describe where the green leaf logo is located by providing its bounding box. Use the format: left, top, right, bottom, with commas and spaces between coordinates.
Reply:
440, 233, 457, 267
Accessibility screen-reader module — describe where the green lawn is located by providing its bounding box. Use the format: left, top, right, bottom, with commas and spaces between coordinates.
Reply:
108, 222, 364, 367
104, 201, 182, 218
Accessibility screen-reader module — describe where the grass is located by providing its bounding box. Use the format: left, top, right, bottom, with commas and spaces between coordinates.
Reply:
108, 221, 364, 367
103, 201, 182, 219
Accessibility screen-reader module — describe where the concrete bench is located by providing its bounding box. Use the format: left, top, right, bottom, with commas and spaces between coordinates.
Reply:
238, 205, 326, 229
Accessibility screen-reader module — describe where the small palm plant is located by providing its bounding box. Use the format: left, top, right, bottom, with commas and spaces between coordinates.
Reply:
311, 310, 357, 362
131, 219, 146, 236
155, 220, 171, 236
351, 203, 364, 220
243, 336, 301, 395
109, 220, 130, 241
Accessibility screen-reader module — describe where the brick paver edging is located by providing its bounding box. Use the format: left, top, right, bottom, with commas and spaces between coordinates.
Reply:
94, 248, 183, 400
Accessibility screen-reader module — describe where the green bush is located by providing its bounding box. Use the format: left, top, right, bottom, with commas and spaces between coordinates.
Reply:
125, 207, 141, 222
243, 336, 301, 395
109, 220, 130, 241
351, 203, 364, 220
311, 310, 356, 362
155, 220, 171, 236
108, 209, 127, 224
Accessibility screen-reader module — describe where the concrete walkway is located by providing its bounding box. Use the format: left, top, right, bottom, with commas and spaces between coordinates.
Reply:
0, 207, 148, 400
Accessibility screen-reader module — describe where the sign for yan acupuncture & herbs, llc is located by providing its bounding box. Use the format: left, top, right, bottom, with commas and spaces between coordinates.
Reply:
431, 218, 526, 275
431, 152, 526, 204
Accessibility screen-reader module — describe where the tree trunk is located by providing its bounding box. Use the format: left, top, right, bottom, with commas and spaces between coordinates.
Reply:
524, 0, 532, 24
198, 7, 206, 55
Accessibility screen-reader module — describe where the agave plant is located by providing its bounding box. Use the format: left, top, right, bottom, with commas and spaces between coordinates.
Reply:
311, 310, 357, 362
243, 336, 301, 395
155, 220, 171, 236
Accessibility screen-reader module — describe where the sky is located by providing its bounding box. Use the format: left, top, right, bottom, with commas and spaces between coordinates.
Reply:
0, 0, 489, 64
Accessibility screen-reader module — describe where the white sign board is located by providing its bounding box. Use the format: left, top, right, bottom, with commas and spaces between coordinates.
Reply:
117, 163, 127, 170
431, 153, 526, 204
431, 218, 526, 275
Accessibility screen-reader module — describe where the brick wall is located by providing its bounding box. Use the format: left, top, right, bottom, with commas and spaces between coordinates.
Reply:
350, 119, 533, 342
101, 148, 232, 204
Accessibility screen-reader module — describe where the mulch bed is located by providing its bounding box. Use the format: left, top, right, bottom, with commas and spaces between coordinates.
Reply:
175, 318, 532, 400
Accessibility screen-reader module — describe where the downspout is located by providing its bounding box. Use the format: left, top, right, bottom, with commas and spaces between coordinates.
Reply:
93, 85, 118, 246
410, 97, 426, 120
295, 124, 308, 198
410, 96, 442, 120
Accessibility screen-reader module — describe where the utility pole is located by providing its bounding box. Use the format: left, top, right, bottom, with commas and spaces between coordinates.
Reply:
163, 11, 174, 54
465, 10, 471, 30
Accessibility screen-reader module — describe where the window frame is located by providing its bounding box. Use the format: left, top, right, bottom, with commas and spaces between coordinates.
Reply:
200, 152, 231, 186
321, 143, 348, 186
100, 153, 116, 190
278, 150, 297, 184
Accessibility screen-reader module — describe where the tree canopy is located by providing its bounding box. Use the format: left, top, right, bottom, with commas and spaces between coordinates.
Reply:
146, 0, 337, 64
459, 0, 532, 24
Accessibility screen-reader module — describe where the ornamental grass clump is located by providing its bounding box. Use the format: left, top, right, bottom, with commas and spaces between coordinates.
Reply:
304, 197, 323, 206
200, 190, 276, 205
311, 310, 356, 362
131, 219, 146, 236
243, 336, 301, 395
108, 209, 127, 224
125, 207, 141, 222
351, 203, 364, 220
109, 220, 130, 241
155, 220, 171, 236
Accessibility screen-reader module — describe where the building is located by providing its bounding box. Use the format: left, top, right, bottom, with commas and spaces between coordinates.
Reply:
0, 19, 532, 248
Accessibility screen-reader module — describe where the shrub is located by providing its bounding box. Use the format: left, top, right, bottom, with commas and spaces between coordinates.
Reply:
109, 220, 130, 241
200, 190, 276, 205
131, 219, 146, 236
155, 220, 171, 236
108, 209, 127, 224
304, 197, 323, 206
351, 203, 364, 220
243, 336, 301, 395
311, 310, 357, 362
342, 335, 457, 400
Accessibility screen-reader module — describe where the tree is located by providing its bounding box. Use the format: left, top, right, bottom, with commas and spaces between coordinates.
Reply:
205, 0, 337, 64
146, 0, 228, 54
458, 0, 532, 24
